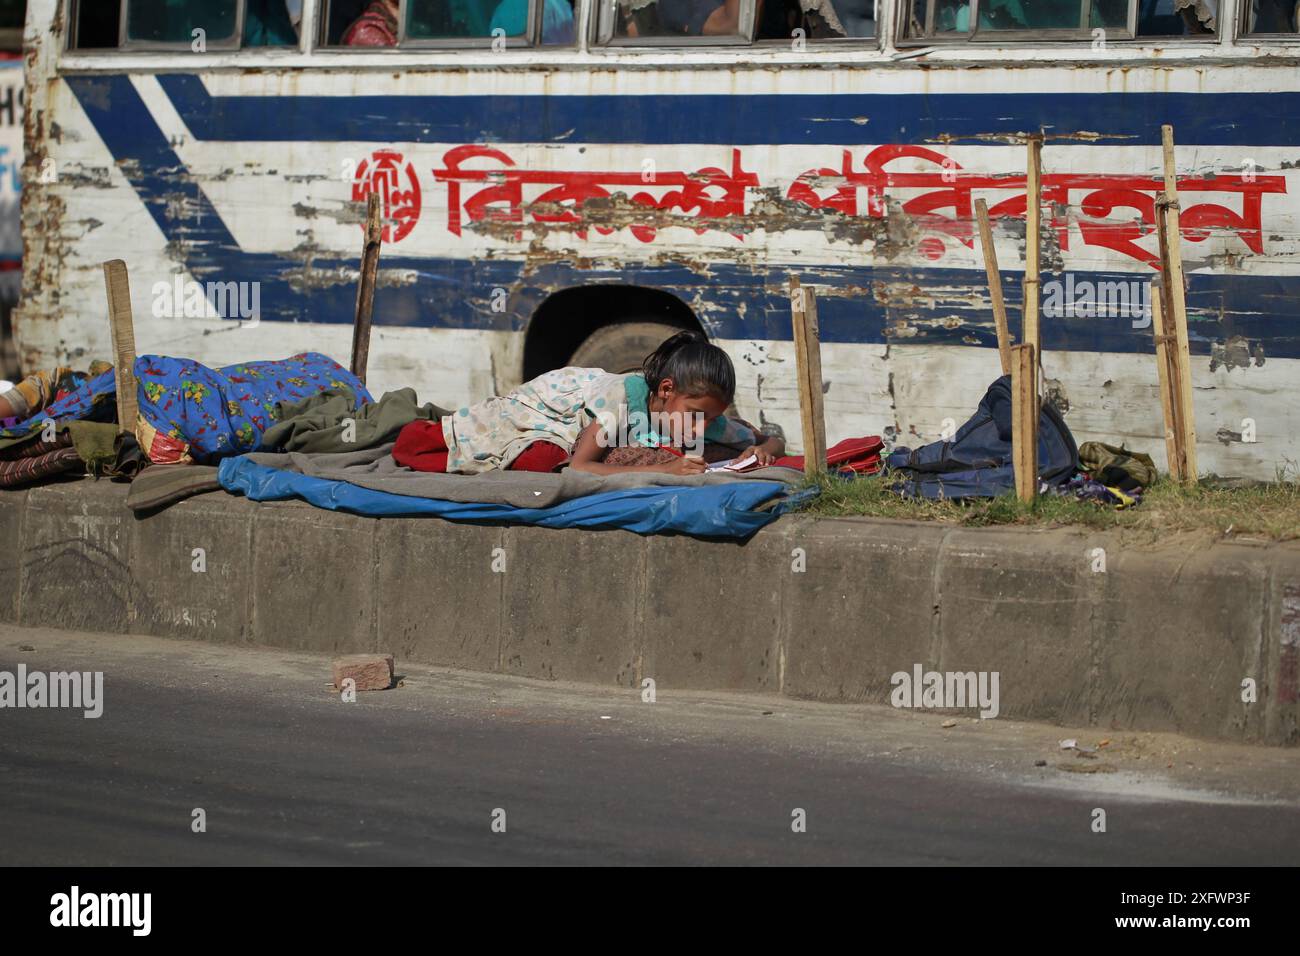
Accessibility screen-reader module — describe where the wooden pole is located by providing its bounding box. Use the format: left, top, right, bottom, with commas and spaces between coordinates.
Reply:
351, 191, 383, 385
1022, 135, 1043, 363
975, 198, 1012, 376
1149, 278, 1184, 480
102, 260, 138, 436
1155, 124, 1198, 483
1011, 343, 1038, 503
789, 276, 827, 477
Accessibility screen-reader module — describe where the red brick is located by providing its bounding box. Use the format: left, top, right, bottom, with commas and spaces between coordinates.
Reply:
332, 654, 394, 692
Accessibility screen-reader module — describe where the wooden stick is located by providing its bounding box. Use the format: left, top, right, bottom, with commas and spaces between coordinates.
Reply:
351, 192, 383, 385
975, 198, 1012, 376
1022, 134, 1043, 362
1149, 278, 1184, 480
789, 276, 827, 477
1156, 124, 1198, 483
102, 260, 138, 436
1011, 343, 1038, 503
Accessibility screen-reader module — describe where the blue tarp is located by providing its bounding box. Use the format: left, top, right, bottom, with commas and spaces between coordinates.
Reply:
218, 456, 816, 539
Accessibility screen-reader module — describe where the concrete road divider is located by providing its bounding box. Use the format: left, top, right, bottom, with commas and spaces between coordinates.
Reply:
0, 481, 1295, 745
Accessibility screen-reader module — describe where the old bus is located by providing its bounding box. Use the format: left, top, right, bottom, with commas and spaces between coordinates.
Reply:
15, 0, 1300, 477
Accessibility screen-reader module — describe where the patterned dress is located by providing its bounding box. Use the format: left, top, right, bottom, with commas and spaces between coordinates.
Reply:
440, 367, 757, 474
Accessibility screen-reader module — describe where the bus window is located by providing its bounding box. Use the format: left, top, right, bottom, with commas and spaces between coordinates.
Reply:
904, 0, 1220, 38
828, 0, 877, 37
751, 0, 877, 40
70, 1, 123, 49
1243, 0, 1300, 34
979, 0, 1116, 30
323, 0, 574, 46
488, 0, 577, 43
125, 0, 240, 45
905, 0, 965, 34
404, 0, 499, 38
599, 0, 751, 40
244, 0, 302, 43
70, 0, 302, 49
0, 0, 21, 35
1136, 0, 1215, 35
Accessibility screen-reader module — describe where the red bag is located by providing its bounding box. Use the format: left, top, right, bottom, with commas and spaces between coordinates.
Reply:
773, 436, 883, 475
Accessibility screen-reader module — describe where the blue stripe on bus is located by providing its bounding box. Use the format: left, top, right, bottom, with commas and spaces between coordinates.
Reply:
154, 73, 1300, 147
65, 75, 1300, 360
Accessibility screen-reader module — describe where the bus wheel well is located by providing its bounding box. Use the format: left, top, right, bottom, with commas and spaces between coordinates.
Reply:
522, 286, 703, 381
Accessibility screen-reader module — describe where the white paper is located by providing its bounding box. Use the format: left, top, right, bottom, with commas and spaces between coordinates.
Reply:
707, 453, 759, 473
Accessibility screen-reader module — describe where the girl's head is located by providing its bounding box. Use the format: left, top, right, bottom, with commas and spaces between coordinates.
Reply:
642, 331, 735, 442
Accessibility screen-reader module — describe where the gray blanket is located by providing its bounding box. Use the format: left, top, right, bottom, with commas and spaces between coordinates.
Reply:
241, 445, 803, 509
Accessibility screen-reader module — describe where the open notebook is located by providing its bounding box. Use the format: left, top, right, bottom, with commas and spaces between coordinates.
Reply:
705, 453, 759, 473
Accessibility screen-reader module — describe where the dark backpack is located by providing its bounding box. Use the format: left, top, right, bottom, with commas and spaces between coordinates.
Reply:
885, 375, 1079, 499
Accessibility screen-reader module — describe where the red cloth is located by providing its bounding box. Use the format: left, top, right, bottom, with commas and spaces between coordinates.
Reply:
393, 420, 450, 472
773, 436, 883, 474
392, 420, 568, 474
508, 440, 568, 473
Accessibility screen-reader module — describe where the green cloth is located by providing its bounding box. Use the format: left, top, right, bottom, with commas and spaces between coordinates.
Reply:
244, 0, 300, 46
0, 430, 39, 454
65, 422, 120, 473
1078, 441, 1157, 488
262, 387, 450, 454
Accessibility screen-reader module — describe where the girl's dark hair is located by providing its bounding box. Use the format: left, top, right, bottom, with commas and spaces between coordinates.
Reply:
642, 331, 735, 405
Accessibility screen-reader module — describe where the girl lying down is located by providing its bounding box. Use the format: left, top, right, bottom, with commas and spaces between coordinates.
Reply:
392, 332, 784, 476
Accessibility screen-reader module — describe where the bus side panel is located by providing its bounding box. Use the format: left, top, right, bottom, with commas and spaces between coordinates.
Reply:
17, 59, 1300, 478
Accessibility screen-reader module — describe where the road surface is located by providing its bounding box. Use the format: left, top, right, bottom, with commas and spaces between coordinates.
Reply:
2, 625, 1298, 865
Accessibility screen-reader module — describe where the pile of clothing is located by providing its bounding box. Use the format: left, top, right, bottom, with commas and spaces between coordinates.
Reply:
1053, 442, 1157, 508
885, 375, 1078, 499
0, 362, 140, 488
882, 374, 1157, 508
0, 351, 371, 498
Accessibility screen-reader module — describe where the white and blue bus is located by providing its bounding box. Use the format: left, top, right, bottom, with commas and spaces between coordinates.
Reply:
15, 0, 1300, 477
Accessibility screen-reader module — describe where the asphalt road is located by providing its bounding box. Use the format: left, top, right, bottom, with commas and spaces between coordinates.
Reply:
2, 625, 1299, 865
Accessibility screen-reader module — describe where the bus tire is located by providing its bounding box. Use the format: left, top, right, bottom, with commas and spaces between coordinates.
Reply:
567, 321, 692, 375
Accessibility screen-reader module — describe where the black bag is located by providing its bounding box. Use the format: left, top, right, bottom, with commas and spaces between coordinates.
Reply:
885, 375, 1079, 499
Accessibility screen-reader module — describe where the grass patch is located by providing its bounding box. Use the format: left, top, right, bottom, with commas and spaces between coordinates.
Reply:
796, 469, 1300, 541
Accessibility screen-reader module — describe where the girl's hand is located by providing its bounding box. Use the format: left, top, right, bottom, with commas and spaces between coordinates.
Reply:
736, 444, 777, 468
659, 455, 707, 476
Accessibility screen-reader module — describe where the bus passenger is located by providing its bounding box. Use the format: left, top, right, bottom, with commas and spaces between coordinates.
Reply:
343, 0, 400, 45
1251, 0, 1300, 31
244, 0, 302, 45
490, 0, 577, 43
657, 0, 742, 35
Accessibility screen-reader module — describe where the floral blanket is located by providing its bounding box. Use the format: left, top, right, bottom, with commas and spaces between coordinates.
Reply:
135, 352, 371, 465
